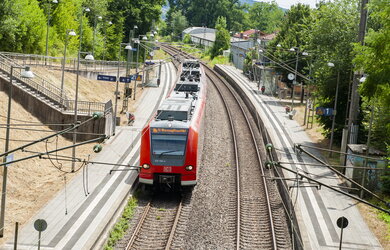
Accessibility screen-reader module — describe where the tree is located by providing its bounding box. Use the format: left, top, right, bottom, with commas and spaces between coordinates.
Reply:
268, 4, 312, 84
248, 1, 284, 33
353, 0, 390, 150
210, 16, 230, 58
170, 10, 188, 41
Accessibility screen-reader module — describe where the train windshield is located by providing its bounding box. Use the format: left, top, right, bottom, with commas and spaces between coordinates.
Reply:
152, 134, 187, 156
151, 131, 188, 166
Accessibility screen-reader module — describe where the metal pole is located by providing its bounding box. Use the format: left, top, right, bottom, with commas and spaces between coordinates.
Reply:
113, 45, 121, 135
329, 70, 340, 156
157, 60, 162, 87
291, 50, 298, 111
72, 8, 84, 172
60, 31, 69, 107
133, 41, 140, 100
126, 30, 133, 76
339, 224, 344, 250
360, 104, 374, 198
93, 16, 96, 56
38, 231, 41, 250
45, 3, 51, 66
13, 222, 18, 250
0, 66, 15, 237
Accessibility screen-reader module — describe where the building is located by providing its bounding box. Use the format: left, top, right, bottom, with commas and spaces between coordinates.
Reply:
182, 27, 216, 48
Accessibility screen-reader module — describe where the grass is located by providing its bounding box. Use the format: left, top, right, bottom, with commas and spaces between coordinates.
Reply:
104, 196, 138, 250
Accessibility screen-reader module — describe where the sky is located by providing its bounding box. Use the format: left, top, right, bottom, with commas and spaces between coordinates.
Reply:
254, 0, 321, 9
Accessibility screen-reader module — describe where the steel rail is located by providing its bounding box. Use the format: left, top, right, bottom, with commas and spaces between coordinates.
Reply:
165, 199, 183, 250
125, 201, 151, 249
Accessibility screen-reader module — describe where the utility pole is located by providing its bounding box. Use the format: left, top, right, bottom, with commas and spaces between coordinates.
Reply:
342, 0, 369, 164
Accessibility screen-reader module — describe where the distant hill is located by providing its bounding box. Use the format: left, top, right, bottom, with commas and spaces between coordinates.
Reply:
239, 0, 288, 12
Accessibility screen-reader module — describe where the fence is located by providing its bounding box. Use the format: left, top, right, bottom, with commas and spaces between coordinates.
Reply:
0, 52, 107, 116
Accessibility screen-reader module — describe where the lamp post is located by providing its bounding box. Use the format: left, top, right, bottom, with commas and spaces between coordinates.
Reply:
60, 29, 77, 106
132, 35, 147, 100
0, 66, 34, 237
290, 47, 299, 111
92, 15, 102, 56
45, 0, 58, 66
102, 21, 112, 61
71, 6, 90, 172
113, 43, 132, 135
327, 62, 340, 156
126, 25, 138, 76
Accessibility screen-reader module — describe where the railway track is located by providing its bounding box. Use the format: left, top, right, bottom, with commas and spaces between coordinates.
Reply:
161, 43, 289, 249
116, 193, 183, 250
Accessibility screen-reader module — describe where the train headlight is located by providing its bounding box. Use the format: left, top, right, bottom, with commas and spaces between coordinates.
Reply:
185, 165, 193, 171
142, 164, 150, 169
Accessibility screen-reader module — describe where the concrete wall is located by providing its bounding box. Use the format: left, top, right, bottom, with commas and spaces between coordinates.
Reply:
0, 77, 106, 142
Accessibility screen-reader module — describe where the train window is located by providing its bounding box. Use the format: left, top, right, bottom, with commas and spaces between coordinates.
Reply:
151, 134, 187, 156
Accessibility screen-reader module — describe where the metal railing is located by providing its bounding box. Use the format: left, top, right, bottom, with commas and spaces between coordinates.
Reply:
0, 52, 106, 116
1, 52, 137, 73
63, 100, 106, 115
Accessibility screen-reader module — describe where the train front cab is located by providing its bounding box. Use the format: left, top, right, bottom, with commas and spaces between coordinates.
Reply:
139, 125, 198, 189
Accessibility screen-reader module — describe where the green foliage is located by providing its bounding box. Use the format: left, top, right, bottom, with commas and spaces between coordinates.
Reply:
210, 16, 230, 58
0, 0, 165, 60
170, 10, 188, 41
248, 1, 284, 33
0, 0, 47, 53
268, 4, 312, 84
183, 33, 192, 44
168, 0, 249, 31
269, 1, 360, 142
353, 0, 390, 103
379, 146, 390, 195
104, 197, 138, 250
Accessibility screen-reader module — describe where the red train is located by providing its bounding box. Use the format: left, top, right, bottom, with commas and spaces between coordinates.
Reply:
139, 59, 206, 190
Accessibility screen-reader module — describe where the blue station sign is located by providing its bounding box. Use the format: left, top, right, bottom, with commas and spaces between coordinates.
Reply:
97, 74, 116, 82
119, 77, 131, 83
130, 74, 142, 81
316, 107, 334, 116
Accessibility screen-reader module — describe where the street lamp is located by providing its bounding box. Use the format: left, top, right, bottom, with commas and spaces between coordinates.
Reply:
92, 15, 102, 56
0, 65, 34, 237
113, 43, 132, 135
289, 47, 308, 110
327, 62, 340, 156
290, 47, 299, 110
126, 25, 138, 76
102, 20, 112, 61
45, 0, 58, 66
132, 38, 141, 101
71, 6, 90, 172
60, 29, 77, 106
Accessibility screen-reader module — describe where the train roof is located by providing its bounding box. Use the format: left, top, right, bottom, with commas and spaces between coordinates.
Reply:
156, 98, 194, 122
150, 119, 190, 130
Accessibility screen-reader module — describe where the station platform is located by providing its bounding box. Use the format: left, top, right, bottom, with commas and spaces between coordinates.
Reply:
2, 62, 176, 250
216, 65, 382, 250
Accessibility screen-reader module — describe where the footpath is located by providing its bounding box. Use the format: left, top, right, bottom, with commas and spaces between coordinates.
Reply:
218, 65, 382, 250
1, 62, 176, 250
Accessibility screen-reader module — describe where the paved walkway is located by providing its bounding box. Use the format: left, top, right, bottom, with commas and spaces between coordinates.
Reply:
218, 65, 382, 250
2, 62, 176, 250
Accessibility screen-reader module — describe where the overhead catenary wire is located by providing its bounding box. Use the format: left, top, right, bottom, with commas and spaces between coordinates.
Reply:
0, 110, 106, 159
0, 126, 105, 136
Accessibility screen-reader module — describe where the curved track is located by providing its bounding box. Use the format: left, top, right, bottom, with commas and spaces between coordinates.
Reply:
161, 44, 287, 249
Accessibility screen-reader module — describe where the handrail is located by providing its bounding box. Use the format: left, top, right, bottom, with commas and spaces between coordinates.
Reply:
0, 51, 136, 72
0, 53, 106, 115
